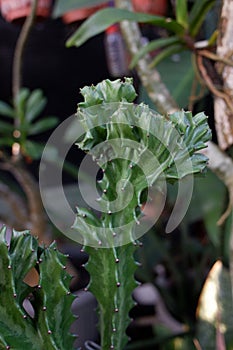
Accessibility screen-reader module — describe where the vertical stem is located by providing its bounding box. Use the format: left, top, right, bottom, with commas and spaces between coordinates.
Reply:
114, 0, 178, 115
12, 0, 38, 121
9, 0, 50, 243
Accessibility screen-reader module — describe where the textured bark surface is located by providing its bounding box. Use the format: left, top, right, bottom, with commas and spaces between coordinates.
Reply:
214, 0, 233, 150
115, 0, 178, 115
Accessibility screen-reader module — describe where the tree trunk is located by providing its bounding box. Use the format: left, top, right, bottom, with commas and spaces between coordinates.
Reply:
214, 0, 233, 150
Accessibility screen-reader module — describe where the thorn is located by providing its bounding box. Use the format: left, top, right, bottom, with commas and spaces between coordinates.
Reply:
113, 328, 116, 332
6, 346, 10, 349
42, 306, 47, 311
39, 258, 43, 263
13, 293, 17, 298
103, 189, 107, 193
23, 315, 27, 319
63, 266, 67, 270
66, 291, 71, 295
37, 285, 42, 289
82, 214, 87, 218
114, 308, 119, 313
53, 247, 57, 251
108, 210, 112, 215
116, 282, 121, 287
48, 330, 52, 334
115, 258, 119, 263
112, 232, 117, 237
110, 346, 114, 349
7, 265, 11, 269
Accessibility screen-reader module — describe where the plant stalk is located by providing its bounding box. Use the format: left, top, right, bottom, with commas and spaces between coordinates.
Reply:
12, 0, 38, 119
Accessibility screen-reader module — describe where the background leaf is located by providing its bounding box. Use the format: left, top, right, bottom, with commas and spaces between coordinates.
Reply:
176, 0, 188, 28
130, 36, 180, 69
0, 101, 15, 118
28, 117, 58, 135
189, 0, 215, 36
66, 8, 184, 48
138, 52, 202, 109
25, 90, 47, 122
52, 0, 105, 18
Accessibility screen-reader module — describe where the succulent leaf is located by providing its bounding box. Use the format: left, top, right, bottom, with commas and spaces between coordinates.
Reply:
0, 227, 76, 350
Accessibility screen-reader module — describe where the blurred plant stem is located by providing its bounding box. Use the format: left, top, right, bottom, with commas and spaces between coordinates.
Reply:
12, 0, 38, 109
0, 0, 49, 243
115, 0, 233, 300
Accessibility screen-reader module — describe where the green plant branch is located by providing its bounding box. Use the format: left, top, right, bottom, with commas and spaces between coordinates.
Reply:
12, 0, 38, 115
114, 0, 178, 115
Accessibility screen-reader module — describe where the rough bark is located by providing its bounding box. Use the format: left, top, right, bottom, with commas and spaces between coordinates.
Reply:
214, 0, 233, 150
115, 0, 178, 115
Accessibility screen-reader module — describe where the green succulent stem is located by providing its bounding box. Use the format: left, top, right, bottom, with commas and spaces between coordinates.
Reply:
73, 78, 211, 349
0, 227, 76, 350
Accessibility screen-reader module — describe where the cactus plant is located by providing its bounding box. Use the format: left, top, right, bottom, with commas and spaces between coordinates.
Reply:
0, 226, 76, 350
72, 78, 211, 349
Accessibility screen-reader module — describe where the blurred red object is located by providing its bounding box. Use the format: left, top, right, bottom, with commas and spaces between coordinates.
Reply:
0, 0, 52, 22
62, 2, 107, 24
132, 0, 168, 16
63, 0, 168, 24
0, 0, 168, 24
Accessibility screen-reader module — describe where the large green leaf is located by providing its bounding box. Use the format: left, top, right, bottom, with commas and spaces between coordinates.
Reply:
185, 169, 226, 247
0, 227, 76, 350
66, 8, 184, 48
189, 0, 215, 37
139, 52, 203, 109
130, 36, 180, 69
149, 43, 185, 68
176, 0, 188, 28
52, 0, 105, 18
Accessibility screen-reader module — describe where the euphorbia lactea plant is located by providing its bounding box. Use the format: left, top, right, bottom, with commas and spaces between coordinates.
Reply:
73, 78, 211, 349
